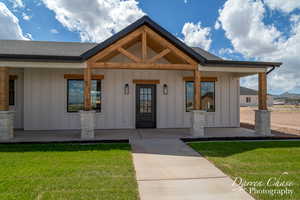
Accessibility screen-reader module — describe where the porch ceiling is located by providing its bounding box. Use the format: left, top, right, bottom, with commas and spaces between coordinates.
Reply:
199, 65, 267, 74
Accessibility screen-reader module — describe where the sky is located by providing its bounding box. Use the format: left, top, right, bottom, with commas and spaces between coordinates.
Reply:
0, 0, 300, 95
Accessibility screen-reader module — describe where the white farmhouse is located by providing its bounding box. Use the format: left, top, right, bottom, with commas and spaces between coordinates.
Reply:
0, 16, 282, 140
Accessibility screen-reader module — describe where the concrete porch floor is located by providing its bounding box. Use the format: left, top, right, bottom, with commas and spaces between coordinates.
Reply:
2, 127, 262, 143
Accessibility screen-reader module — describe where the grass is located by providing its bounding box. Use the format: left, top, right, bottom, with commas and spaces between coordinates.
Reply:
189, 141, 300, 200
0, 143, 138, 200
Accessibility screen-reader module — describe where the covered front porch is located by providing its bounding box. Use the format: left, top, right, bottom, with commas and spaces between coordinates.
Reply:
9, 128, 259, 143
0, 17, 281, 141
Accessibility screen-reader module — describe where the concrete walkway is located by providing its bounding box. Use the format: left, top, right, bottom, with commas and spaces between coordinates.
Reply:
130, 139, 254, 200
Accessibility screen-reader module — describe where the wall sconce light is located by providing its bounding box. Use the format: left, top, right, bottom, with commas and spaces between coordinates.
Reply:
124, 83, 129, 95
163, 84, 168, 95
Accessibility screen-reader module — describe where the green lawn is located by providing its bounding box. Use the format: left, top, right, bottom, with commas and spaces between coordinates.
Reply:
189, 141, 300, 200
0, 143, 138, 200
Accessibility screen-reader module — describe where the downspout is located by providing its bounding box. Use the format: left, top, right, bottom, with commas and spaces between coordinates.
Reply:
266, 66, 275, 75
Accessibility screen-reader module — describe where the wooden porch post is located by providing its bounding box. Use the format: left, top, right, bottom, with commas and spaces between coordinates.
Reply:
142, 30, 147, 61
191, 68, 205, 137
258, 72, 267, 110
0, 67, 9, 111
84, 66, 92, 111
194, 69, 201, 110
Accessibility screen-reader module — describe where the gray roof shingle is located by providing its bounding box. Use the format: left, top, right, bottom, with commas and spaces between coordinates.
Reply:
0, 40, 97, 58
240, 87, 258, 95
191, 47, 222, 61
0, 40, 220, 61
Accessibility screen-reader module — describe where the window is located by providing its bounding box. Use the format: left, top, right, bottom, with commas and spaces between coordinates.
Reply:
139, 87, 152, 113
185, 81, 215, 112
67, 80, 101, 112
246, 97, 251, 103
9, 79, 15, 106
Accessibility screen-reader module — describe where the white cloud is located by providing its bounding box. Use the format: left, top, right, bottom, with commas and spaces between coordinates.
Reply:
182, 22, 212, 50
50, 29, 59, 34
216, 0, 281, 58
264, 0, 300, 13
216, 0, 300, 93
42, 0, 145, 43
9, 0, 24, 8
290, 14, 300, 24
22, 12, 31, 20
25, 33, 33, 40
0, 2, 29, 40
214, 20, 221, 30
218, 48, 234, 55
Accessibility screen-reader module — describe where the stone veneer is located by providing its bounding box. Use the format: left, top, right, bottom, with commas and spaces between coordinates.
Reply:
190, 110, 206, 137
80, 110, 96, 139
0, 111, 14, 140
255, 110, 271, 135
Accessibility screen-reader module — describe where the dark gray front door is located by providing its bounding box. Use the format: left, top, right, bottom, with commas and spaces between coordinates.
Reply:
136, 84, 156, 128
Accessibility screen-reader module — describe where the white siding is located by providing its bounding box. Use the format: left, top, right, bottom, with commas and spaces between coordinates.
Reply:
22, 68, 240, 130
20, 42, 240, 130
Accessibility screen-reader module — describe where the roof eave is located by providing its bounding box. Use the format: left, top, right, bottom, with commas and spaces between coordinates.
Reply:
204, 60, 282, 68
0, 54, 84, 62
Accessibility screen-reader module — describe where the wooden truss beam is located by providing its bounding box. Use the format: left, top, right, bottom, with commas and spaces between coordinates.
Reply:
144, 26, 198, 65
117, 47, 142, 63
64, 74, 104, 80
87, 25, 199, 71
142, 30, 147, 61
147, 48, 171, 63
89, 62, 195, 70
183, 76, 218, 82
133, 80, 160, 84
89, 27, 143, 63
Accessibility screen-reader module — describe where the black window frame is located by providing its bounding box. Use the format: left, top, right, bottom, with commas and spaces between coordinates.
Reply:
9, 79, 15, 106
185, 81, 216, 112
246, 97, 251, 103
67, 79, 101, 113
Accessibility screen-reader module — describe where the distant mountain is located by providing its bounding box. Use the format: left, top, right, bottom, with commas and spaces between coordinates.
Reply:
274, 92, 300, 99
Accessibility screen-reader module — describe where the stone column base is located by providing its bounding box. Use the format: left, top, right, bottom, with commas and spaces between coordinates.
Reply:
255, 110, 271, 136
0, 111, 14, 140
190, 110, 206, 137
80, 110, 96, 139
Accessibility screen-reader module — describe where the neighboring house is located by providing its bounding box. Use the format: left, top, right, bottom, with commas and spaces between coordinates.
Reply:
240, 87, 273, 107
0, 16, 281, 140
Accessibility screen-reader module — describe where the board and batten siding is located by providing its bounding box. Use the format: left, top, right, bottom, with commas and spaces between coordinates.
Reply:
22, 68, 239, 130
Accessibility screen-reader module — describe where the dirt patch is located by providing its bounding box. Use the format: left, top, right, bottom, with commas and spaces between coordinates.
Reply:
240, 107, 300, 137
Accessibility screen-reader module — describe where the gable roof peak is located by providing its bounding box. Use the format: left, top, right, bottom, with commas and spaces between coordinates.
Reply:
81, 15, 207, 63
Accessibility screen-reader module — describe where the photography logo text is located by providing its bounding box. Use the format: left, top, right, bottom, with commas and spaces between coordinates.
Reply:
232, 172, 294, 196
